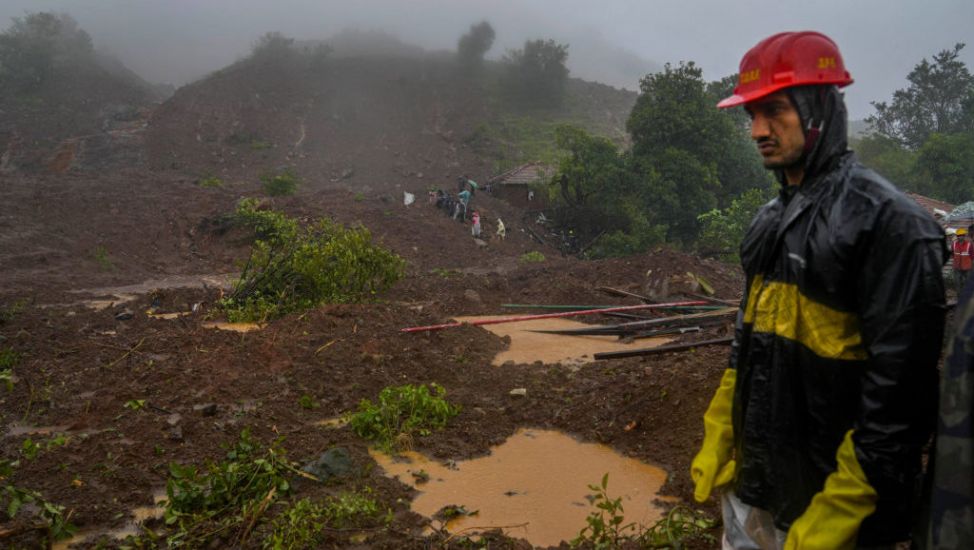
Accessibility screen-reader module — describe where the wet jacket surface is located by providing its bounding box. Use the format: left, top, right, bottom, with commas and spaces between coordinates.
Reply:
730, 94, 947, 544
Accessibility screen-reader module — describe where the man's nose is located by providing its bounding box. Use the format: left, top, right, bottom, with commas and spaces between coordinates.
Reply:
751, 114, 771, 140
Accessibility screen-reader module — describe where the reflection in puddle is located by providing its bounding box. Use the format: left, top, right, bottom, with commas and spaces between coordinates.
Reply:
202, 321, 263, 332
52, 490, 166, 549
454, 316, 672, 366
372, 428, 672, 547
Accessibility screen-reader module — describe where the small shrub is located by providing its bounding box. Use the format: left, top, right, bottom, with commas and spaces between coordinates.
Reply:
221, 210, 405, 322
261, 169, 299, 197
298, 394, 317, 410
350, 383, 460, 453
250, 140, 272, 151
519, 251, 546, 263
572, 473, 717, 549
198, 175, 223, 188
572, 474, 634, 548
0, 299, 27, 324
323, 488, 386, 528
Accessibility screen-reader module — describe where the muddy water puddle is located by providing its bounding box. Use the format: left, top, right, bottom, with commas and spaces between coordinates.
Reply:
202, 321, 263, 332
454, 316, 672, 366
373, 428, 672, 547
52, 490, 166, 549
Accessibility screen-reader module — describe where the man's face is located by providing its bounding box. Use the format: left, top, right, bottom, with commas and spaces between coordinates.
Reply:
745, 91, 805, 170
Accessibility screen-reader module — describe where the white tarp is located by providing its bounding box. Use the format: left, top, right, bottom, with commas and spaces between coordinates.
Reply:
403, 191, 415, 206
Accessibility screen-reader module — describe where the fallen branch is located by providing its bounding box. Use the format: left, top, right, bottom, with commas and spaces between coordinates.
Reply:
105, 337, 146, 368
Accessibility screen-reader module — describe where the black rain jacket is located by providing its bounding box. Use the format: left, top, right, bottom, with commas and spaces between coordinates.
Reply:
730, 86, 947, 545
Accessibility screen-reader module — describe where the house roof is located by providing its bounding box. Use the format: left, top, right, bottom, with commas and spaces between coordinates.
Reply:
489, 163, 554, 186
906, 192, 954, 218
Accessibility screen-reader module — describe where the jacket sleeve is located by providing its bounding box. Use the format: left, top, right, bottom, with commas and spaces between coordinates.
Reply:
852, 203, 947, 540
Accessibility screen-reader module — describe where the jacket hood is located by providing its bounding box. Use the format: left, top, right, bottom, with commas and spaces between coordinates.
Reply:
781, 85, 849, 184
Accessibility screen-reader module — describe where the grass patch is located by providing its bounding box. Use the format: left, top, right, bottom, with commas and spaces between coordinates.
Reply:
261, 169, 300, 197
221, 206, 404, 322
519, 251, 546, 263
350, 383, 460, 453
198, 175, 224, 188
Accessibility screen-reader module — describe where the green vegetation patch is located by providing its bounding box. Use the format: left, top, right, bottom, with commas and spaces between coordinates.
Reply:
519, 251, 546, 263
261, 169, 299, 197
1, 458, 75, 542
221, 202, 404, 322
159, 430, 298, 547
262, 490, 388, 549
0, 347, 20, 391
572, 474, 717, 549
350, 383, 460, 453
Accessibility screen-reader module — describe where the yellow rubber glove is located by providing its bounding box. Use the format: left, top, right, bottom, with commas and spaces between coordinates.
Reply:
784, 430, 878, 550
690, 368, 737, 503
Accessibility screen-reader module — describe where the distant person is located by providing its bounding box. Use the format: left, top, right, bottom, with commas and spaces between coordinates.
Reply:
496, 218, 506, 240
458, 189, 471, 208
953, 228, 973, 292
471, 210, 481, 238
691, 31, 946, 549
457, 176, 467, 193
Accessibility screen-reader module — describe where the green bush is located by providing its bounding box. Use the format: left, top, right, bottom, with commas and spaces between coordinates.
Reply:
0, 347, 16, 391
221, 208, 405, 322
350, 383, 460, 453
261, 169, 300, 197
519, 251, 546, 263
233, 198, 299, 242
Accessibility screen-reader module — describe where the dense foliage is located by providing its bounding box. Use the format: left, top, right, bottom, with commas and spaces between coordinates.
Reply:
350, 383, 460, 453
222, 202, 405, 322
856, 43, 974, 203
547, 62, 767, 256
501, 39, 570, 108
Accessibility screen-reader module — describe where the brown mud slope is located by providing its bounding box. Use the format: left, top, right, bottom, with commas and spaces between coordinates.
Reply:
1, 155, 741, 549
145, 56, 497, 185
2, 45, 739, 550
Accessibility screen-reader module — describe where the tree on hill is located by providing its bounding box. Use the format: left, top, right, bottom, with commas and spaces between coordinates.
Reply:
457, 21, 495, 72
0, 12, 94, 92
249, 32, 297, 65
626, 62, 768, 242
502, 39, 570, 108
867, 43, 974, 149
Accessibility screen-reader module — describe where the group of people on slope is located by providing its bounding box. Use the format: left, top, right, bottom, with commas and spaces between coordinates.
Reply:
430, 176, 505, 241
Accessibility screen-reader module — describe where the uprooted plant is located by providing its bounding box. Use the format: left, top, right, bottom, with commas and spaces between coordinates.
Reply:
572, 474, 717, 549
1, 458, 76, 543
220, 202, 405, 322
150, 429, 305, 548
350, 383, 461, 453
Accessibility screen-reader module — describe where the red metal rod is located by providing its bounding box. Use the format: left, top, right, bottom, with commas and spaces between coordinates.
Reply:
400, 301, 708, 333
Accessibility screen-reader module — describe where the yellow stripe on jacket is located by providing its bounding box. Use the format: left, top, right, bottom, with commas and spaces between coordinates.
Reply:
743, 275, 868, 361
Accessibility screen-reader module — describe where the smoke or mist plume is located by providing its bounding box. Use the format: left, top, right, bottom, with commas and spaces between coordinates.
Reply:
1, 0, 971, 118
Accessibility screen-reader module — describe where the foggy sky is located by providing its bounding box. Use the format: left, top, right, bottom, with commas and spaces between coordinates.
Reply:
2, 0, 973, 119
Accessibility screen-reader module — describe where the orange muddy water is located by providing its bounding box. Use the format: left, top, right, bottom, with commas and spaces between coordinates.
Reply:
372, 428, 671, 547
454, 316, 672, 366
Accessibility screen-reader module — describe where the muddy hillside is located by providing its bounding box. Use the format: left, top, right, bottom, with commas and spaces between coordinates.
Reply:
1, 34, 741, 550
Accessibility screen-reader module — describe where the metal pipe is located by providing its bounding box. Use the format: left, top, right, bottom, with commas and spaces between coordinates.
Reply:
400, 300, 709, 333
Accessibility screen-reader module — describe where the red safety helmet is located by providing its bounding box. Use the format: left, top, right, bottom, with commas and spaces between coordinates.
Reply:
717, 31, 853, 109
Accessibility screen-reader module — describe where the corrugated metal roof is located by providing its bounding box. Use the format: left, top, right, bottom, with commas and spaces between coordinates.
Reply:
489, 163, 554, 186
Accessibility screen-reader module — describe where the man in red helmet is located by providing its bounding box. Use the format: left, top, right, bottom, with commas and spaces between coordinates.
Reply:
690, 32, 946, 549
